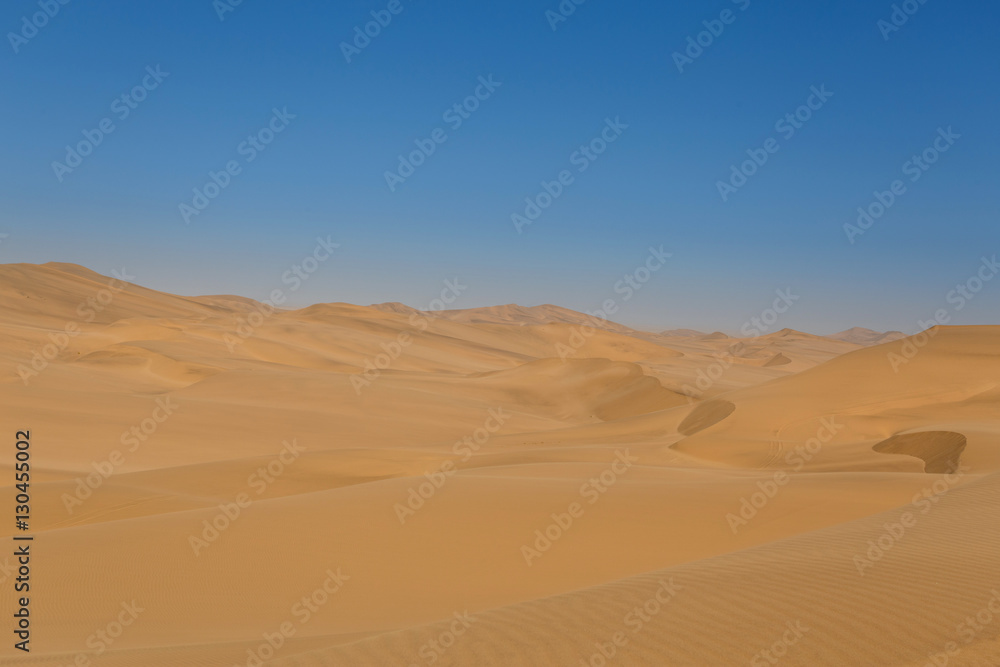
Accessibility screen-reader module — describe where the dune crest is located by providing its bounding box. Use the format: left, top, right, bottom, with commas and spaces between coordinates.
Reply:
677, 399, 736, 436
0, 264, 996, 666
873, 431, 968, 473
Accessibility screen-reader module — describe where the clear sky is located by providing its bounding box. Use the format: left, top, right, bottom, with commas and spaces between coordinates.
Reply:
1, 0, 997, 334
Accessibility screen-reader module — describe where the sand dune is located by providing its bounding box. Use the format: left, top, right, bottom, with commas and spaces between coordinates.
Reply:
430, 303, 638, 335
873, 431, 968, 474
678, 399, 737, 436
1, 264, 997, 666
269, 471, 1000, 666
827, 326, 908, 346
658, 328, 707, 338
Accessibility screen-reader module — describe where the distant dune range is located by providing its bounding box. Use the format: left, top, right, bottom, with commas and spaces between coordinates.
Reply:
0, 263, 997, 666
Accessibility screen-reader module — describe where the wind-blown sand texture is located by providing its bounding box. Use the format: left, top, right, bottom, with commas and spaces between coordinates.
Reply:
1, 263, 997, 666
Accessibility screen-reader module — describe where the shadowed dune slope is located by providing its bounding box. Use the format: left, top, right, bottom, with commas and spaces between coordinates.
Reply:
673, 326, 1000, 472
678, 399, 736, 436
0, 265, 997, 666
873, 431, 968, 473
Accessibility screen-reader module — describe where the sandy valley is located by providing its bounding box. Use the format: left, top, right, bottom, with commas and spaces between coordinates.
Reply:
1, 263, 998, 666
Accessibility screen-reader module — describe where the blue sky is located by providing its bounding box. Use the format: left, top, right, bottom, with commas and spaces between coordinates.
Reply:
1, 0, 997, 334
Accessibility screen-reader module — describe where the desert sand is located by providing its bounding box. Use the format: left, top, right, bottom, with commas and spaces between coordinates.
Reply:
1, 263, 998, 666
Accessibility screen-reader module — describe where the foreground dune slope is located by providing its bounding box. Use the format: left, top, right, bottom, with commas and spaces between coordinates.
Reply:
0, 264, 998, 666
263, 472, 1000, 666
20, 470, 994, 666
